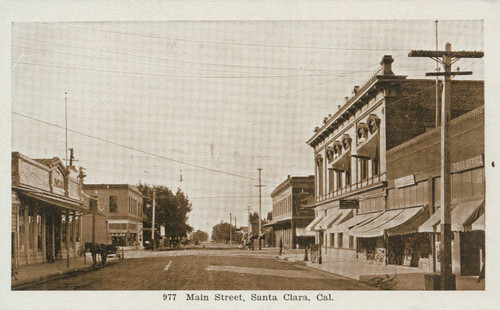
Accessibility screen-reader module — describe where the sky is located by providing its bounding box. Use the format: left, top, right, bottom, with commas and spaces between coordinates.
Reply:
11, 20, 484, 233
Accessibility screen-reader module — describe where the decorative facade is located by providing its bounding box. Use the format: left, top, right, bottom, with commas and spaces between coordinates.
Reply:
11, 152, 88, 266
305, 55, 484, 275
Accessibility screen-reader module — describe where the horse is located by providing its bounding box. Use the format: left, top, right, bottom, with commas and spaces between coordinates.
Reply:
84, 243, 117, 266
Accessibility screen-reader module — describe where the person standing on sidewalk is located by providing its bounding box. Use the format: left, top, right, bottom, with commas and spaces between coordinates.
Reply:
279, 238, 283, 256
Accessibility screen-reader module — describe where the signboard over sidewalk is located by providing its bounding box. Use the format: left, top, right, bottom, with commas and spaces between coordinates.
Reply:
339, 199, 359, 209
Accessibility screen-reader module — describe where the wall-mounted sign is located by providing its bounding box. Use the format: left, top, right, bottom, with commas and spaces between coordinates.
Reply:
395, 174, 415, 188
339, 199, 359, 209
451, 154, 484, 173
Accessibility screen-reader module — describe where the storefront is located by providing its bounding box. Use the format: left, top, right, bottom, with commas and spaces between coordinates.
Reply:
12, 152, 88, 266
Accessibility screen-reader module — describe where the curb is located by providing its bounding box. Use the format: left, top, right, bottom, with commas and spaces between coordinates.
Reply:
12, 259, 122, 290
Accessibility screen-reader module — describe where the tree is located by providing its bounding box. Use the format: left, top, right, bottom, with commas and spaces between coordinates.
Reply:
191, 230, 209, 243
211, 222, 237, 243
138, 184, 193, 245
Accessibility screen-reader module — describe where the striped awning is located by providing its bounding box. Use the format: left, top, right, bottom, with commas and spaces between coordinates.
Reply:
419, 199, 484, 233
305, 214, 325, 232
329, 211, 382, 233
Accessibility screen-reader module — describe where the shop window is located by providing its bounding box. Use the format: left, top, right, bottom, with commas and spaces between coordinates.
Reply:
330, 233, 335, 247
109, 195, 118, 213
338, 233, 344, 248
37, 214, 42, 251
349, 236, 354, 249
29, 210, 34, 250
19, 209, 25, 252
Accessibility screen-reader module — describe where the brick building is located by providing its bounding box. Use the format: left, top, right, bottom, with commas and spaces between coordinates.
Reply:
82, 184, 144, 247
305, 55, 484, 275
265, 175, 315, 249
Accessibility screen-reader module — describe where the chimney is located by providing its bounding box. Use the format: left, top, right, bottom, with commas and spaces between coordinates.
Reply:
380, 55, 394, 76
323, 117, 329, 124
345, 96, 349, 103
353, 85, 360, 94
337, 105, 342, 110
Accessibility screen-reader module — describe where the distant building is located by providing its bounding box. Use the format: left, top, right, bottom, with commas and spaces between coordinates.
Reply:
265, 175, 315, 249
82, 184, 144, 248
11, 152, 88, 266
305, 55, 484, 275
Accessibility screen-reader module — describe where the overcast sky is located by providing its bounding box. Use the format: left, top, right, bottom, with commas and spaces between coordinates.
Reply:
11, 20, 484, 232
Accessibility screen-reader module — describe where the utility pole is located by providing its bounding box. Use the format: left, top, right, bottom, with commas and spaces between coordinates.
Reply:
409, 43, 483, 290
435, 20, 440, 127
229, 212, 232, 245
234, 216, 238, 244
152, 188, 156, 250
64, 92, 68, 167
255, 168, 265, 250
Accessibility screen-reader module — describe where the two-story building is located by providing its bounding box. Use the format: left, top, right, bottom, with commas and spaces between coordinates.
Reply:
11, 152, 88, 266
82, 184, 144, 247
305, 55, 484, 272
265, 175, 315, 249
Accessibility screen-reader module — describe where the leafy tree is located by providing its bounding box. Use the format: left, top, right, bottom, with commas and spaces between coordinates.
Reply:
211, 222, 237, 243
138, 184, 193, 245
192, 229, 209, 242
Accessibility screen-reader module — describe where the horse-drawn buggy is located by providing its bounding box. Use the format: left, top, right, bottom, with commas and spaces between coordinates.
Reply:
82, 242, 122, 267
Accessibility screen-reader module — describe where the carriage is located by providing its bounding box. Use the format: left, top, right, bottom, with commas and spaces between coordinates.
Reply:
82, 242, 122, 266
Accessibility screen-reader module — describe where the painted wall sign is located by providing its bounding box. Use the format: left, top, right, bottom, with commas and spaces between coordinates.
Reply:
451, 154, 484, 173
395, 174, 415, 188
339, 199, 359, 209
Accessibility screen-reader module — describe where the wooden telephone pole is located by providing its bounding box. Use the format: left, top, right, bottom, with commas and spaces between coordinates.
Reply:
409, 43, 483, 290
255, 168, 265, 250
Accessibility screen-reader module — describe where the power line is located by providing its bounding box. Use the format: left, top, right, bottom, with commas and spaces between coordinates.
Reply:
15, 37, 350, 73
12, 61, 339, 79
12, 45, 350, 77
12, 111, 271, 183
61, 24, 412, 52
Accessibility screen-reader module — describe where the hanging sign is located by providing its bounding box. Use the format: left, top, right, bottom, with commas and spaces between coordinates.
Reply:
339, 199, 359, 209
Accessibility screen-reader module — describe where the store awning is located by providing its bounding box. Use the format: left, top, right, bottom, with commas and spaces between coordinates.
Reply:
471, 213, 485, 231
329, 211, 382, 233
331, 149, 351, 171
296, 227, 315, 237
355, 131, 379, 158
327, 209, 354, 231
386, 206, 429, 236
20, 190, 86, 212
305, 214, 325, 232
419, 199, 484, 233
349, 208, 405, 238
316, 209, 343, 230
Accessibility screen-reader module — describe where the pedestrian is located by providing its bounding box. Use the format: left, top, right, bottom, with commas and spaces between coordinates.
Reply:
279, 238, 283, 256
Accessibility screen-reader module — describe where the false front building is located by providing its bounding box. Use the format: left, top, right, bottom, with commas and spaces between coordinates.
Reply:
265, 175, 315, 249
305, 55, 484, 275
82, 184, 144, 248
11, 152, 88, 266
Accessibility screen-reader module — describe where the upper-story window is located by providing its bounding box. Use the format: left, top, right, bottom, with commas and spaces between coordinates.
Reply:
109, 195, 118, 213
316, 154, 324, 197
360, 158, 369, 181
357, 123, 369, 145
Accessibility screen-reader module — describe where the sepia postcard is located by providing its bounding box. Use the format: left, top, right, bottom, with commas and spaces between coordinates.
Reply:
2, 1, 500, 309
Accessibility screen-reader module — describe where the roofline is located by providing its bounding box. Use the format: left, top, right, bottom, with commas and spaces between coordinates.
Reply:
270, 175, 314, 197
83, 184, 143, 197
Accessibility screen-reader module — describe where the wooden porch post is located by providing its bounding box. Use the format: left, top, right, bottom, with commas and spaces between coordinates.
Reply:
42, 212, 46, 261
66, 210, 70, 268
72, 211, 77, 257
33, 211, 38, 262
59, 213, 63, 259
51, 213, 55, 260
25, 209, 30, 264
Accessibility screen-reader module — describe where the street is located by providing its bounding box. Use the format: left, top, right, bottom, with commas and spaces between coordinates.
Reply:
16, 249, 374, 290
